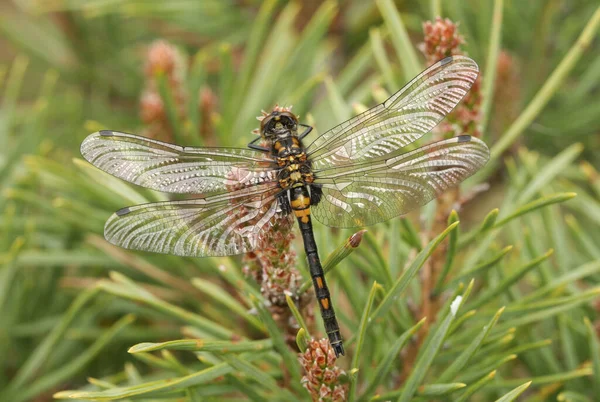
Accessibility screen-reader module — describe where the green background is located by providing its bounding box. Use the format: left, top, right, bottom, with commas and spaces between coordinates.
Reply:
1, 1, 600, 401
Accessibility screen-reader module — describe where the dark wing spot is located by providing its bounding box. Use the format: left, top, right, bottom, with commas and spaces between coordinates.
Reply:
457, 135, 471, 142
99, 130, 114, 137
441, 56, 453, 65
116, 207, 131, 216
277, 193, 292, 215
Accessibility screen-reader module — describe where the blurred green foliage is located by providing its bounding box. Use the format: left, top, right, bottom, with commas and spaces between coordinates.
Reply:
1, 0, 600, 401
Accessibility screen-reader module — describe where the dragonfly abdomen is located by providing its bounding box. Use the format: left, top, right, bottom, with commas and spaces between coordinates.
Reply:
291, 185, 345, 357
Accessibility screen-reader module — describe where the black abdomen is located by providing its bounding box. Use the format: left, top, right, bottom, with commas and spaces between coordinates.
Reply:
293, 185, 345, 357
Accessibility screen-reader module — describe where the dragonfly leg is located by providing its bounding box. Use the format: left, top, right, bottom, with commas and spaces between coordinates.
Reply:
277, 192, 292, 215
247, 136, 270, 152
298, 124, 313, 140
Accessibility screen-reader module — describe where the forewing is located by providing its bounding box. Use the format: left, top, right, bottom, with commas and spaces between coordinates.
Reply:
81, 131, 278, 194
308, 56, 479, 169
104, 184, 287, 257
311, 136, 489, 228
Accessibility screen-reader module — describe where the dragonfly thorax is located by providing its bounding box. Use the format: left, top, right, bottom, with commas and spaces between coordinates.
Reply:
272, 135, 306, 162
274, 134, 313, 189
277, 162, 314, 189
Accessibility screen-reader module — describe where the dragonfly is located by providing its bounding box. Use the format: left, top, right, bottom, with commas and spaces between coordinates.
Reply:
81, 55, 489, 357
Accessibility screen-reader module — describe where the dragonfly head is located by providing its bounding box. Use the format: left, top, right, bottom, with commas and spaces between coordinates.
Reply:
260, 110, 299, 140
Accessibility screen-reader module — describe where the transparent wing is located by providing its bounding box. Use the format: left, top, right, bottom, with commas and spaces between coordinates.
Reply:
81, 131, 278, 194
308, 56, 479, 169
104, 183, 287, 257
311, 136, 489, 228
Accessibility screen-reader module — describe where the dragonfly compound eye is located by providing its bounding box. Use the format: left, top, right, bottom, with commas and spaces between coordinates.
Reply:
260, 117, 278, 138
279, 116, 295, 128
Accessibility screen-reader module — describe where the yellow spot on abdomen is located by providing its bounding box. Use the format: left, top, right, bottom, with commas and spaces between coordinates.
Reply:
291, 195, 310, 209
293, 208, 311, 223
320, 298, 330, 310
